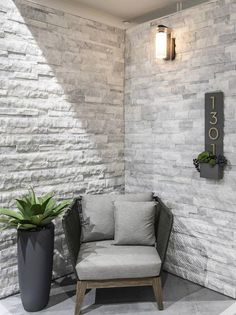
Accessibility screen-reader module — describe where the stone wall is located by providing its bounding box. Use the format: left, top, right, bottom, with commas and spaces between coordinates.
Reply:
125, 0, 236, 298
1, 0, 236, 301
0, 0, 125, 298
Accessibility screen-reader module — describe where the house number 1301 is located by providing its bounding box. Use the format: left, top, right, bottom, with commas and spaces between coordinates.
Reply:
208, 97, 219, 154
205, 92, 223, 157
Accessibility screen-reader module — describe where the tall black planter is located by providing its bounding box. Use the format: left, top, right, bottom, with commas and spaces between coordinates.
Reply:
17, 223, 54, 312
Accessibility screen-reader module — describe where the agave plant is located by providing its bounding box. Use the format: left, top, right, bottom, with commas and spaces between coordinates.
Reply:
0, 189, 70, 230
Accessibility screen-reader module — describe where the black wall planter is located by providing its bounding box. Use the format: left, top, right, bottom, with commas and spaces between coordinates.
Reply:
200, 163, 223, 180
17, 223, 54, 312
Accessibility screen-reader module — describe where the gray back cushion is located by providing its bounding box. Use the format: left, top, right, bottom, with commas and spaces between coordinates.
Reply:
80, 192, 153, 242
114, 201, 156, 246
116, 192, 153, 202
81, 194, 115, 242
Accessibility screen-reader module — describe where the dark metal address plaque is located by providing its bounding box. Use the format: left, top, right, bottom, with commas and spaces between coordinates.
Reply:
205, 92, 224, 156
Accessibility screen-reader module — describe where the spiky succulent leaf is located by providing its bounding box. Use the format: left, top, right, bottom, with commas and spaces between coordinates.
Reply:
17, 223, 38, 230
0, 189, 70, 231
0, 218, 11, 224
30, 188, 38, 204
0, 209, 24, 220
0, 225, 13, 231
30, 204, 43, 215
38, 193, 53, 204
0, 217, 19, 230
41, 216, 57, 225
15, 199, 31, 218
52, 200, 70, 214
45, 198, 57, 212
41, 196, 54, 212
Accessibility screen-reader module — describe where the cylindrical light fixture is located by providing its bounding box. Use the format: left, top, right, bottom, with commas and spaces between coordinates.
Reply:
155, 25, 175, 60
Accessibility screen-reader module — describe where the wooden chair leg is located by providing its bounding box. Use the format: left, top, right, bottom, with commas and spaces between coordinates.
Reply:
152, 276, 163, 310
75, 281, 87, 315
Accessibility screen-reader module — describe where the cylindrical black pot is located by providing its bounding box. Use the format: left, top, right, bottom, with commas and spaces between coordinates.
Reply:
17, 223, 54, 312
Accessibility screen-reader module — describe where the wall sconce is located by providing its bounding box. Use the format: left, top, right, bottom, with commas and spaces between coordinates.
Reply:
155, 25, 175, 60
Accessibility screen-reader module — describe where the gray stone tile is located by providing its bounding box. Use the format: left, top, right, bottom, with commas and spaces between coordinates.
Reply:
0, 273, 234, 315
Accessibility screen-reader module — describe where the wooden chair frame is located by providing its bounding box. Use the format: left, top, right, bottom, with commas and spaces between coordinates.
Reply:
75, 277, 163, 315
62, 195, 173, 315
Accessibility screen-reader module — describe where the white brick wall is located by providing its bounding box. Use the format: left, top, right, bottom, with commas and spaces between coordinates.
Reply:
125, 0, 236, 298
0, 0, 125, 298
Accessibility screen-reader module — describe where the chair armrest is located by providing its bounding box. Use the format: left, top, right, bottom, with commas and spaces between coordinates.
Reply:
62, 197, 82, 279
154, 195, 173, 270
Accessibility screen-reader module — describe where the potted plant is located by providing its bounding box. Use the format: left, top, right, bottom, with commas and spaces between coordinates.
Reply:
193, 151, 227, 179
0, 189, 70, 312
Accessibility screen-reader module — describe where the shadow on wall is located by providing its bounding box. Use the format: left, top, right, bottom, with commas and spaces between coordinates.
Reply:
9, 0, 125, 197
0, 0, 124, 297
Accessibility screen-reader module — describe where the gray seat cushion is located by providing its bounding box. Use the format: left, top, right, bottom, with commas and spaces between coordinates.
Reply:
76, 240, 161, 280
80, 193, 154, 242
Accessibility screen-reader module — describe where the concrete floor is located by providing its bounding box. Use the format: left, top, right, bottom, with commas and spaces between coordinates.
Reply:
0, 273, 234, 315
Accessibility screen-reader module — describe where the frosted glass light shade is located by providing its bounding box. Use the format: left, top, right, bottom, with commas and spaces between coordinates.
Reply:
154, 25, 175, 60
155, 31, 167, 59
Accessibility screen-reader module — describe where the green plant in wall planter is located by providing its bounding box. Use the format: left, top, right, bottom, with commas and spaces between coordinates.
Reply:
0, 189, 70, 312
193, 151, 227, 180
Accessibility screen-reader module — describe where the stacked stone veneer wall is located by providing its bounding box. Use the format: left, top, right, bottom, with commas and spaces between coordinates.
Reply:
0, 0, 124, 298
125, 0, 236, 298
1, 0, 236, 301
